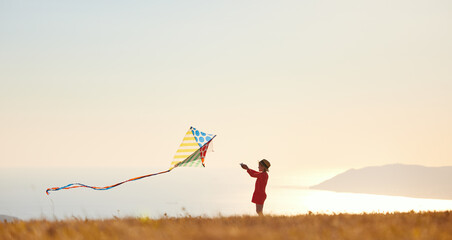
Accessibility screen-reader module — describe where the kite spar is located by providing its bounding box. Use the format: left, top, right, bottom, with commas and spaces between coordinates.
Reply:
46, 127, 216, 195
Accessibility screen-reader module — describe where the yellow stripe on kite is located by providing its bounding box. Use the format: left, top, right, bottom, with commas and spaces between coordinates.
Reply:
183, 137, 196, 141
174, 155, 190, 159
180, 143, 199, 147
176, 149, 197, 153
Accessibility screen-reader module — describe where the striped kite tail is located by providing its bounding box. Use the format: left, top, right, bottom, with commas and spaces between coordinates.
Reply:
46, 168, 173, 195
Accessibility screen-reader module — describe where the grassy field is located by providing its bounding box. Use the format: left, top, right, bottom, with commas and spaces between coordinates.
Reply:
1, 211, 451, 240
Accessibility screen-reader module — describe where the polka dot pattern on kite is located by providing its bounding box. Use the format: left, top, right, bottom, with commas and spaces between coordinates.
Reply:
191, 127, 215, 147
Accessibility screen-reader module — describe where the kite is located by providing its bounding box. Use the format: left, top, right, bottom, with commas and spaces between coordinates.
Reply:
46, 127, 216, 195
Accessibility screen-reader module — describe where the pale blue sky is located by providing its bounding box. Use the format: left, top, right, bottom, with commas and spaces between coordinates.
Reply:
1, 1, 451, 177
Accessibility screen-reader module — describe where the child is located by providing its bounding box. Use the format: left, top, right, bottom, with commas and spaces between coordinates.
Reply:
240, 159, 271, 216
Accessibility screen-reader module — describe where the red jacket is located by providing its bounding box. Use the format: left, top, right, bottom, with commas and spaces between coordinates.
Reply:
247, 169, 268, 204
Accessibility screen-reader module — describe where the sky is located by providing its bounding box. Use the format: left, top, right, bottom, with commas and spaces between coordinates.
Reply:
1, 0, 451, 180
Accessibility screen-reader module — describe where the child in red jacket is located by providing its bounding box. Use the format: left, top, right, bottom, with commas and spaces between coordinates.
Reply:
240, 159, 271, 216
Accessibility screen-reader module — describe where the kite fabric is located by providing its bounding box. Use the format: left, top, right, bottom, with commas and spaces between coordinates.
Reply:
46, 127, 216, 195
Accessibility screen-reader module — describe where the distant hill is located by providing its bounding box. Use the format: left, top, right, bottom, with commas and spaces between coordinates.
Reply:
311, 164, 452, 200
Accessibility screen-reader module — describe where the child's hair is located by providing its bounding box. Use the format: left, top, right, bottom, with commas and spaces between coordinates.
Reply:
259, 159, 271, 172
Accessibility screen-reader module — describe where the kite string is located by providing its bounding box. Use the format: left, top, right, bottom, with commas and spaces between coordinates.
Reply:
46, 168, 173, 195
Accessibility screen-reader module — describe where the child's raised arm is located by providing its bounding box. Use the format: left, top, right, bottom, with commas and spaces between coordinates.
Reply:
247, 169, 260, 178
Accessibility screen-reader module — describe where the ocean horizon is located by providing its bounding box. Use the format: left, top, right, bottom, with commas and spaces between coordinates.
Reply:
1, 167, 452, 220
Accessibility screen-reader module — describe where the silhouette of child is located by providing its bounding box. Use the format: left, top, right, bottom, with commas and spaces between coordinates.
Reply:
240, 159, 271, 216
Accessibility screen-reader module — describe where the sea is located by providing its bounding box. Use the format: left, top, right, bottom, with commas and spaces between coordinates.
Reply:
1, 167, 452, 220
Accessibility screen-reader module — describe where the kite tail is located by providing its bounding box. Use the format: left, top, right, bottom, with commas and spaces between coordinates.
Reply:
46, 168, 173, 195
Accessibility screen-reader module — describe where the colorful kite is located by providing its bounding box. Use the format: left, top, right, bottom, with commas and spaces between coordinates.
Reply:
46, 127, 216, 195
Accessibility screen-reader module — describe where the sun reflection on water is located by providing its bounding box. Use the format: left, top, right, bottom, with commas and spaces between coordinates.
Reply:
266, 188, 452, 215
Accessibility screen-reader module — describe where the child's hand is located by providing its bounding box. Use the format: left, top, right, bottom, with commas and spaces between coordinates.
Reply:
240, 163, 249, 170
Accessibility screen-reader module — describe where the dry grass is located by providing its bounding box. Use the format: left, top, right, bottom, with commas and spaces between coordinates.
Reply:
1, 211, 451, 240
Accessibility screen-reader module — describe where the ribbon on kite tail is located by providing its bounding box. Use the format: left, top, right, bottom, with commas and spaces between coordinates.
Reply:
45, 168, 173, 195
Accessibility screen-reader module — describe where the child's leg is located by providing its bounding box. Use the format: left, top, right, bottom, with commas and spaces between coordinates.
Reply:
255, 204, 264, 216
